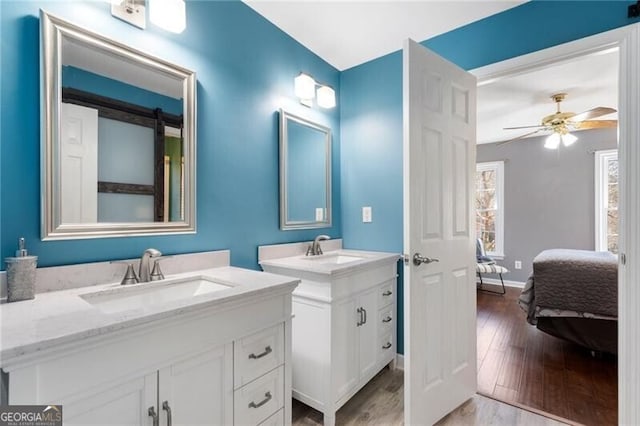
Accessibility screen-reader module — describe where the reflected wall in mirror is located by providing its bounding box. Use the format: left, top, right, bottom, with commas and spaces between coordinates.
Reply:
279, 110, 331, 230
41, 10, 196, 240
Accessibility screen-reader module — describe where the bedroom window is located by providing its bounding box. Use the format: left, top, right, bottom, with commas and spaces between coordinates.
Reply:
595, 150, 619, 253
475, 161, 504, 257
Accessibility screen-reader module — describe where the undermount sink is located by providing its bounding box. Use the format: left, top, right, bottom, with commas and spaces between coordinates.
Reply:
307, 254, 364, 264
80, 275, 233, 314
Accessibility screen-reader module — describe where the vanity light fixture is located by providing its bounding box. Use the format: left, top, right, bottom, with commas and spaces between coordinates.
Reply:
149, 0, 186, 33
294, 72, 336, 109
111, 0, 146, 30
317, 85, 336, 109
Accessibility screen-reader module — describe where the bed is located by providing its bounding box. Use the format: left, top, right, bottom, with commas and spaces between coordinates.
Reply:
518, 249, 618, 354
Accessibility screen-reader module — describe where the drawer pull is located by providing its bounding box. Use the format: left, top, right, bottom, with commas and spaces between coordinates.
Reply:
382, 316, 393, 323
148, 406, 159, 426
382, 290, 393, 296
382, 342, 392, 350
248, 391, 272, 409
248, 346, 272, 360
162, 401, 172, 426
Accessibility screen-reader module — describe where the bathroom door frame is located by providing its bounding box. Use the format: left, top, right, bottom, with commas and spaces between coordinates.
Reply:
469, 23, 640, 424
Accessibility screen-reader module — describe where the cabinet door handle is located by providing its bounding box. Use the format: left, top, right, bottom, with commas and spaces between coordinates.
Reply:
356, 308, 362, 326
162, 401, 172, 426
382, 290, 393, 296
248, 346, 272, 360
248, 391, 272, 409
382, 316, 393, 323
382, 342, 392, 350
148, 406, 159, 426
362, 308, 367, 325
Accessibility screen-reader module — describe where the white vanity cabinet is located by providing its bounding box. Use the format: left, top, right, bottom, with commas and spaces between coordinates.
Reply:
260, 250, 399, 426
63, 345, 234, 426
332, 283, 391, 403
1, 273, 297, 426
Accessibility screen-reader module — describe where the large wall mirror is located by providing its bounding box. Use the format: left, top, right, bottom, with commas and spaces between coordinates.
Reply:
40, 10, 196, 240
279, 110, 331, 230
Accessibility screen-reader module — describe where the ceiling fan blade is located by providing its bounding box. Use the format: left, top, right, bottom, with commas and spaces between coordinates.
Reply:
496, 129, 544, 146
503, 125, 546, 130
573, 120, 618, 130
569, 107, 617, 122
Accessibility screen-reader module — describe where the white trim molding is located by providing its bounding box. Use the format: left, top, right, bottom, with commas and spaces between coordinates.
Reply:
395, 354, 404, 371
594, 149, 619, 252
617, 22, 640, 426
476, 161, 505, 258
478, 277, 525, 289
471, 23, 640, 425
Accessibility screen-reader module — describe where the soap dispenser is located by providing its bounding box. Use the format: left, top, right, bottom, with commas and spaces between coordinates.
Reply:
5, 238, 38, 302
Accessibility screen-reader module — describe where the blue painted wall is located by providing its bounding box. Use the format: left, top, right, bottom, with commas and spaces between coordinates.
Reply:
340, 1, 637, 354
1, 0, 634, 356
63, 66, 184, 115
0, 0, 341, 269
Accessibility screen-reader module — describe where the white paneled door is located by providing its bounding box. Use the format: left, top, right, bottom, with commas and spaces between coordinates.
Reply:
60, 102, 98, 224
403, 39, 477, 425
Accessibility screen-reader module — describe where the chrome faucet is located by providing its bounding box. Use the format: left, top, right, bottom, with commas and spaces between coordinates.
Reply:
306, 235, 330, 256
139, 248, 162, 282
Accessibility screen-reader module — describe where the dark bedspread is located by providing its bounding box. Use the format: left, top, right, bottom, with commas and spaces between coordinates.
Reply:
518, 249, 618, 353
532, 249, 618, 317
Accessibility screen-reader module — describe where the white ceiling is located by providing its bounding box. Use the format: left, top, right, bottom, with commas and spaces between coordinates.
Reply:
243, 0, 526, 71
243, 1, 617, 145
476, 49, 619, 144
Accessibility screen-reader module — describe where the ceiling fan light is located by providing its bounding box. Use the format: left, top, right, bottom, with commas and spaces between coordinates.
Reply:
544, 133, 561, 150
562, 133, 578, 147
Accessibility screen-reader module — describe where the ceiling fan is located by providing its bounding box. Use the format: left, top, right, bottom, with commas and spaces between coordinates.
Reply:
499, 93, 617, 149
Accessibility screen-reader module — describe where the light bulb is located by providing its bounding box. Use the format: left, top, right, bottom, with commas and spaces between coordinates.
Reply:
562, 133, 578, 147
294, 73, 316, 101
149, 0, 186, 33
317, 85, 336, 109
544, 133, 561, 149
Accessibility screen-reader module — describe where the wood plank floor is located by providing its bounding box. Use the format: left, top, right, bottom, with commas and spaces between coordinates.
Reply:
293, 286, 617, 425
292, 367, 568, 425
477, 287, 618, 426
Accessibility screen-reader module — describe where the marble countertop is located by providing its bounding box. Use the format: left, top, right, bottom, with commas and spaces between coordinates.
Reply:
0, 266, 299, 366
259, 249, 400, 276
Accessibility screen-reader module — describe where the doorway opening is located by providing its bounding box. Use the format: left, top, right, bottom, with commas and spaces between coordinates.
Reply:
471, 34, 621, 425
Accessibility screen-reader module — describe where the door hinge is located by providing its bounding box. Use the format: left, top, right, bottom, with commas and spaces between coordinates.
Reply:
620, 253, 626, 265
403, 254, 410, 265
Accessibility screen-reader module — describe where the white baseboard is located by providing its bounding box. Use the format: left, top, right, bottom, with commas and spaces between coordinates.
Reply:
395, 354, 404, 370
478, 277, 525, 289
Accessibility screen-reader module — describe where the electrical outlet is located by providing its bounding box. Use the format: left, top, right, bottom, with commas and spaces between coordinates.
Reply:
315, 208, 324, 221
515, 260, 522, 270
362, 206, 372, 223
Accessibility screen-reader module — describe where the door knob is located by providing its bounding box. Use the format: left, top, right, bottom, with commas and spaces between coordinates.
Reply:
413, 253, 439, 266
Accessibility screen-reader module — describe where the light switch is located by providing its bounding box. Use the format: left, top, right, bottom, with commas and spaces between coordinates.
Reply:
515, 260, 522, 270
315, 208, 324, 221
362, 206, 372, 223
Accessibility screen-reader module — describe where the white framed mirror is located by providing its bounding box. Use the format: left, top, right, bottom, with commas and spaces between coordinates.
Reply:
40, 10, 196, 240
279, 110, 331, 230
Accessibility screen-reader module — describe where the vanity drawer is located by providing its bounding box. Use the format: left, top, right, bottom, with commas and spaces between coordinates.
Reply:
378, 281, 395, 308
378, 307, 394, 336
234, 366, 284, 426
234, 324, 284, 389
258, 408, 284, 426
378, 332, 395, 362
